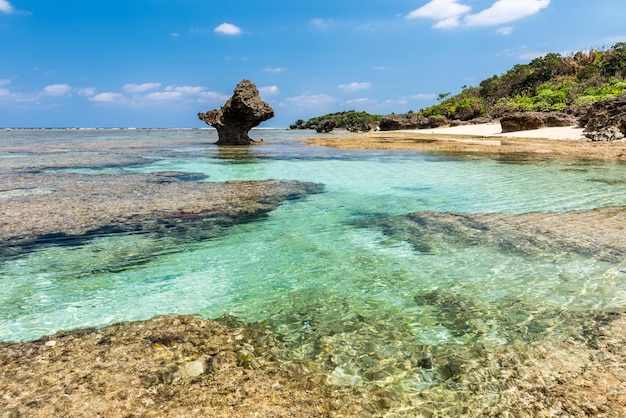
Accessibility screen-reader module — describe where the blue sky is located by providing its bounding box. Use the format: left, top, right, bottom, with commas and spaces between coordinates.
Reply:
1, 0, 625, 128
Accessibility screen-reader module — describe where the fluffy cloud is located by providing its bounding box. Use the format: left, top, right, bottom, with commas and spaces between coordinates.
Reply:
88, 84, 228, 107
0, 78, 10, 86
43, 84, 72, 96
338, 82, 372, 92
259, 85, 280, 96
284, 93, 336, 108
0, 0, 13, 14
89, 92, 125, 104
406, 0, 471, 28
465, 0, 550, 26
407, 0, 550, 29
214, 23, 242, 36
123, 82, 161, 93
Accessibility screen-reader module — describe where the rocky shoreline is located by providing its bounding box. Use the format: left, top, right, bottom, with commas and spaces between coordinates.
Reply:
2, 307, 626, 416
0, 171, 322, 258
2, 130, 626, 416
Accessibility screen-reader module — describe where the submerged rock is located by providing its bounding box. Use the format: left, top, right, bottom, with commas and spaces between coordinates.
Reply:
356, 207, 626, 263
198, 79, 275, 145
0, 172, 323, 257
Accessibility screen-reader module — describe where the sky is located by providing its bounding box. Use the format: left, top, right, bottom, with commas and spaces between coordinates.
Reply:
0, 0, 625, 128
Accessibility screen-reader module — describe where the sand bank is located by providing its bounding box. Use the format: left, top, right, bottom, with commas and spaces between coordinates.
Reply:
308, 123, 626, 160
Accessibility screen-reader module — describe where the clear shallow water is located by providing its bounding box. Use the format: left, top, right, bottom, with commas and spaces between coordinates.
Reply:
1, 129, 626, 392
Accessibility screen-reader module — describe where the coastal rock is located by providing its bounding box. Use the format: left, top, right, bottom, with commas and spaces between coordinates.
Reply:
315, 119, 336, 133
198, 80, 274, 145
0, 172, 323, 257
579, 94, 626, 141
500, 112, 575, 133
379, 114, 447, 131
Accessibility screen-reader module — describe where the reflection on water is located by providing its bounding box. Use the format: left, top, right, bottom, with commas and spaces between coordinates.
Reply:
1, 129, 626, 413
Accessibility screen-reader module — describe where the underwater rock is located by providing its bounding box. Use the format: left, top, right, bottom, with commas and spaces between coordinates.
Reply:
198, 79, 275, 145
356, 207, 626, 263
0, 172, 323, 257
177, 358, 207, 379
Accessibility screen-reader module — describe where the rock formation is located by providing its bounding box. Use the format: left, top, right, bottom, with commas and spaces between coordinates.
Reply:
500, 112, 575, 133
198, 80, 274, 145
379, 114, 447, 131
579, 94, 626, 141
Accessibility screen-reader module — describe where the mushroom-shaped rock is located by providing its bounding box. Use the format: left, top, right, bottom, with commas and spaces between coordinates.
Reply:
198, 79, 274, 145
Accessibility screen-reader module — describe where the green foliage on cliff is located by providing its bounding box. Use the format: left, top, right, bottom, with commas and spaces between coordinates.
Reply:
291, 110, 383, 131
292, 43, 626, 130
420, 42, 626, 119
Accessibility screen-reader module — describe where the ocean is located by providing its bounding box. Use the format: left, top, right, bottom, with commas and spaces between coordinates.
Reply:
1, 128, 625, 407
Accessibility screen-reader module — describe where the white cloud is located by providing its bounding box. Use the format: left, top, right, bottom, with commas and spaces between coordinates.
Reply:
144, 91, 182, 101
198, 91, 230, 102
88, 84, 227, 107
259, 85, 280, 96
124, 82, 161, 93
163, 85, 205, 94
0, 78, 10, 86
170, 32, 181, 38
90, 92, 125, 103
465, 0, 550, 26
411, 93, 438, 100
77, 87, 96, 96
406, 0, 471, 28
338, 82, 372, 92
214, 23, 242, 36
43, 84, 72, 96
263, 67, 287, 74
284, 93, 336, 108
344, 98, 374, 106
0, 0, 14, 14
497, 26, 513, 35
408, 0, 550, 29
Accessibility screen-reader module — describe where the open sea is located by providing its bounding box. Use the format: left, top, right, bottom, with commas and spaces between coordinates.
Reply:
1, 128, 626, 407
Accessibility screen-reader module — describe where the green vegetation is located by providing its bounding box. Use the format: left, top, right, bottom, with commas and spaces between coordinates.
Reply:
423, 42, 626, 120
291, 110, 383, 131
292, 43, 626, 129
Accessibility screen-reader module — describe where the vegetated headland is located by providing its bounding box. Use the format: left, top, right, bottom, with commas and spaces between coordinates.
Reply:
291, 42, 626, 134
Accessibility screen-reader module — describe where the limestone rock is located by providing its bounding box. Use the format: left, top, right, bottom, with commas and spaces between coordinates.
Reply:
379, 114, 446, 131
178, 358, 207, 378
198, 80, 274, 145
500, 112, 575, 133
579, 94, 626, 141
315, 119, 336, 133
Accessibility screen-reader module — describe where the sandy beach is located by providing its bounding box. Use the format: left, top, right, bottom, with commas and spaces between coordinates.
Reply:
307, 123, 626, 161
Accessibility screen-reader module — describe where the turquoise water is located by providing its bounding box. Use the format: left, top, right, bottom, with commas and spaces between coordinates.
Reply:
1, 129, 626, 392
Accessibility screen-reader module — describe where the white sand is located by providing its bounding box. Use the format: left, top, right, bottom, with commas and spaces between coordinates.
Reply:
404, 122, 586, 140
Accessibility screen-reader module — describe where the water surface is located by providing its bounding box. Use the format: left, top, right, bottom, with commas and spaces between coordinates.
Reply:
1, 128, 625, 397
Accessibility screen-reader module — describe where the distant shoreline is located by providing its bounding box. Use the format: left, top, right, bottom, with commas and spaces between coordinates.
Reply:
307, 123, 626, 161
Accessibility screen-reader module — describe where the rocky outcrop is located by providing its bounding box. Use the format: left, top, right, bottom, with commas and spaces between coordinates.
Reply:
500, 112, 575, 133
198, 80, 274, 145
356, 206, 626, 263
379, 114, 449, 131
579, 94, 626, 141
0, 172, 323, 257
315, 119, 336, 133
